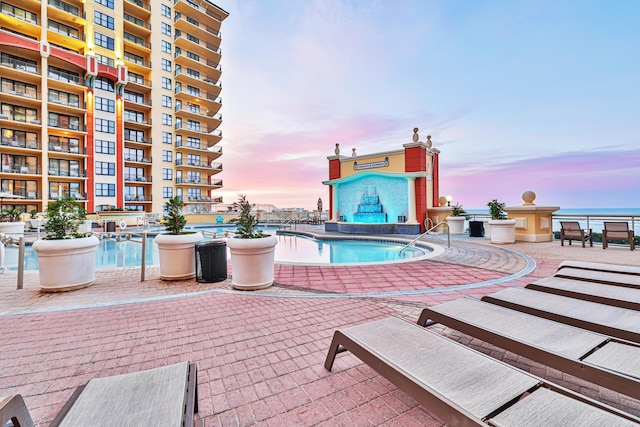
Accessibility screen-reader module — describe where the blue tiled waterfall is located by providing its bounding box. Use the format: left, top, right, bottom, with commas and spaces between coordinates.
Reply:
353, 189, 387, 223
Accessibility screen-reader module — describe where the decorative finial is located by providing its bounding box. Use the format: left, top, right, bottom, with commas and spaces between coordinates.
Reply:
426, 135, 432, 148
412, 128, 419, 143
522, 190, 536, 206
334, 143, 340, 155
352, 148, 357, 157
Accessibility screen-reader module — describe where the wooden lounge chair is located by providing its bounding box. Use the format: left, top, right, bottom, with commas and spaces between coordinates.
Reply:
559, 221, 592, 247
1, 362, 198, 427
526, 276, 640, 311
554, 267, 640, 288
417, 297, 640, 399
556, 260, 640, 276
324, 317, 640, 426
602, 221, 635, 251
482, 287, 640, 343
0, 394, 34, 427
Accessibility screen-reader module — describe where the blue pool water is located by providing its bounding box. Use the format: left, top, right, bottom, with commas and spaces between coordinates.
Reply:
4, 232, 430, 270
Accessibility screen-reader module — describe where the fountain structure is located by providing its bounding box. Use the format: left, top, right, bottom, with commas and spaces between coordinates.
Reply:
353, 186, 386, 223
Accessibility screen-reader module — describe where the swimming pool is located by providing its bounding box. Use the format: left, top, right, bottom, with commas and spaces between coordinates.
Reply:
4, 231, 436, 270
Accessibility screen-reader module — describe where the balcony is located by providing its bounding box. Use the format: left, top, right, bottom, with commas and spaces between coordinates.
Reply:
174, 87, 222, 112
174, 30, 221, 62
48, 168, 86, 178
174, 12, 221, 40
123, 12, 152, 36
1, 137, 40, 150
173, 0, 225, 32
123, 116, 152, 129
0, 57, 41, 84
124, 135, 152, 146
126, 74, 152, 91
48, 141, 83, 155
125, 194, 152, 202
1, 164, 41, 175
173, 49, 221, 79
175, 158, 222, 172
123, 52, 152, 72
124, 0, 151, 18
124, 156, 152, 164
123, 32, 152, 54
124, 175, 152, 183
48, 119, 85, 132
47, 0, 86, 22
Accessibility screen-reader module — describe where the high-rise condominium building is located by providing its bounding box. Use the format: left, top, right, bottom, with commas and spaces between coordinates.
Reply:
0, 0, 228, 215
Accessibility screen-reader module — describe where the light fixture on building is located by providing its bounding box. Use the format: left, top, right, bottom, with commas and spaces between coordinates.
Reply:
445, 195, 453, 207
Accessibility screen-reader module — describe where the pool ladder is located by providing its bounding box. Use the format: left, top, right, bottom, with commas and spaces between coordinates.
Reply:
399, 220, 450, 257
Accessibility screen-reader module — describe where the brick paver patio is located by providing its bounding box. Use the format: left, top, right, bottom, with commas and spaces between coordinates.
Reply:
1, 233, 639, 426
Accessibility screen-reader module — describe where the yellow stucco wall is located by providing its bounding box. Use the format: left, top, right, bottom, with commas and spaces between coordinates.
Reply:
339, 151, 405, 178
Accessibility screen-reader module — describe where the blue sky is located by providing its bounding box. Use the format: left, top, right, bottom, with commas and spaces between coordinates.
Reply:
213, 0, 640, 209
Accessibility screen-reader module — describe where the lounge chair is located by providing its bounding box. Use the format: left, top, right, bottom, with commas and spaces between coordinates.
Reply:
559, 221, 592, 247
324, 317, 640, 426
554, 267, 640, 288
417, 297, 640, 399
1, 394, 34, 427
482, 287, 640, 343
556, 260, 640, 276
526, 276, 640, 311
1, 362, 197, 427
602, 221, 635, 251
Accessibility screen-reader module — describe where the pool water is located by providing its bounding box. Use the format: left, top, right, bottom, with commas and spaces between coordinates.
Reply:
4, 232, 430, 270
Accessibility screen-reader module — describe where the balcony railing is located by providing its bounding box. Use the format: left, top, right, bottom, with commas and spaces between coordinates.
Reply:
3, 3, 39, 25
124, 175, 152, 182
123, 13, 151, 30
48, 142, 83, 154
127, 75, 152, 87
126, 0, 151, 12
124, 156, 152, 163
48, 120, 84, 131
0, 57, 41, 75
174, 13, 220, 37
48, 0, 85, 19
49, 191, 86, 200
123, 116, 151, 125
175, 159, 222, 170
174, 87, 221, 103
1, 112, 41, 125
125, 194, 152, 202
48, 168, 86, 177
48, 68, 82, 85
1, 164, 41, 175
123, 95, 152, 106
1, 138, 40, 150
123, 32, 151, 49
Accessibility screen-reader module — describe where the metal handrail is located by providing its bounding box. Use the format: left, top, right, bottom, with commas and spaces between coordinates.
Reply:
0, 233, 25, 289
399, 221, 450, 256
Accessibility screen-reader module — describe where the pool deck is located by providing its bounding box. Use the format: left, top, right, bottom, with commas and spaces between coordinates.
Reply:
1, 227, 639, 426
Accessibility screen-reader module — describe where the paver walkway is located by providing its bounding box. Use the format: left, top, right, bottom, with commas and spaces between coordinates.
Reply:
1, 233, 639, 426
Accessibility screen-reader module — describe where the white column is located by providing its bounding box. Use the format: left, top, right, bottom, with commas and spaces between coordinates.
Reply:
331, 184, 338, 221
407, 178, 417, 223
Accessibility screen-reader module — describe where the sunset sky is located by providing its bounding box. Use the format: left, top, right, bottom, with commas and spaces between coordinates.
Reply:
212, 0, 639, 210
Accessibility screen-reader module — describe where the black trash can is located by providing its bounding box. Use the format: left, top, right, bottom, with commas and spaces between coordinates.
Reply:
469, 221, 484, 237
195, 241, 227, 283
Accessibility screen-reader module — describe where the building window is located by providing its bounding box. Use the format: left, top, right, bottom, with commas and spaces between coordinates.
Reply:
94, 11, 114, 29
124, 129, 145, 142
95, 54, 115, 67
163, 187, 174, 198
161, 22, 171, 36
95, 161, 115, 175
162, 168, 173, 180
162, 77, 172, 90
162, 131, 172, 144
94, 32, 115, 50
95, 0, 114, 8
95, 76, 115, 92
161, 4, 171, 18
162, 150, 173, 162
95, 118, 115, 133
95, 183, 115, 196
95, 97, 115, 112
95, 139, 115, 154
161, 41, 172, 54
161, 58, 172, 71
162, 113, 172, 126
162, 95, 172, 108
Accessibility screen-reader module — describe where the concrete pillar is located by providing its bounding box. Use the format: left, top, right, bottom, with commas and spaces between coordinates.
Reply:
407, 177, 417, 223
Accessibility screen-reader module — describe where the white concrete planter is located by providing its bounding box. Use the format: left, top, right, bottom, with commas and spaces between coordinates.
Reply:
445, 216, 466, 235
33, 235, 100, 292
0, 222, 25, 237
488, 219, 517, 244
482, 219, 492, 240
155, 232, 203, 280
228, 234, 277, 290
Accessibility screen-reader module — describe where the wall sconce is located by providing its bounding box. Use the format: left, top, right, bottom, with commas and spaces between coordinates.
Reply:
445, 195, 453, 207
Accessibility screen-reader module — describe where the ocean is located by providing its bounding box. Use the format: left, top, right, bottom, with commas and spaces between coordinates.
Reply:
464, 208, 640, 234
